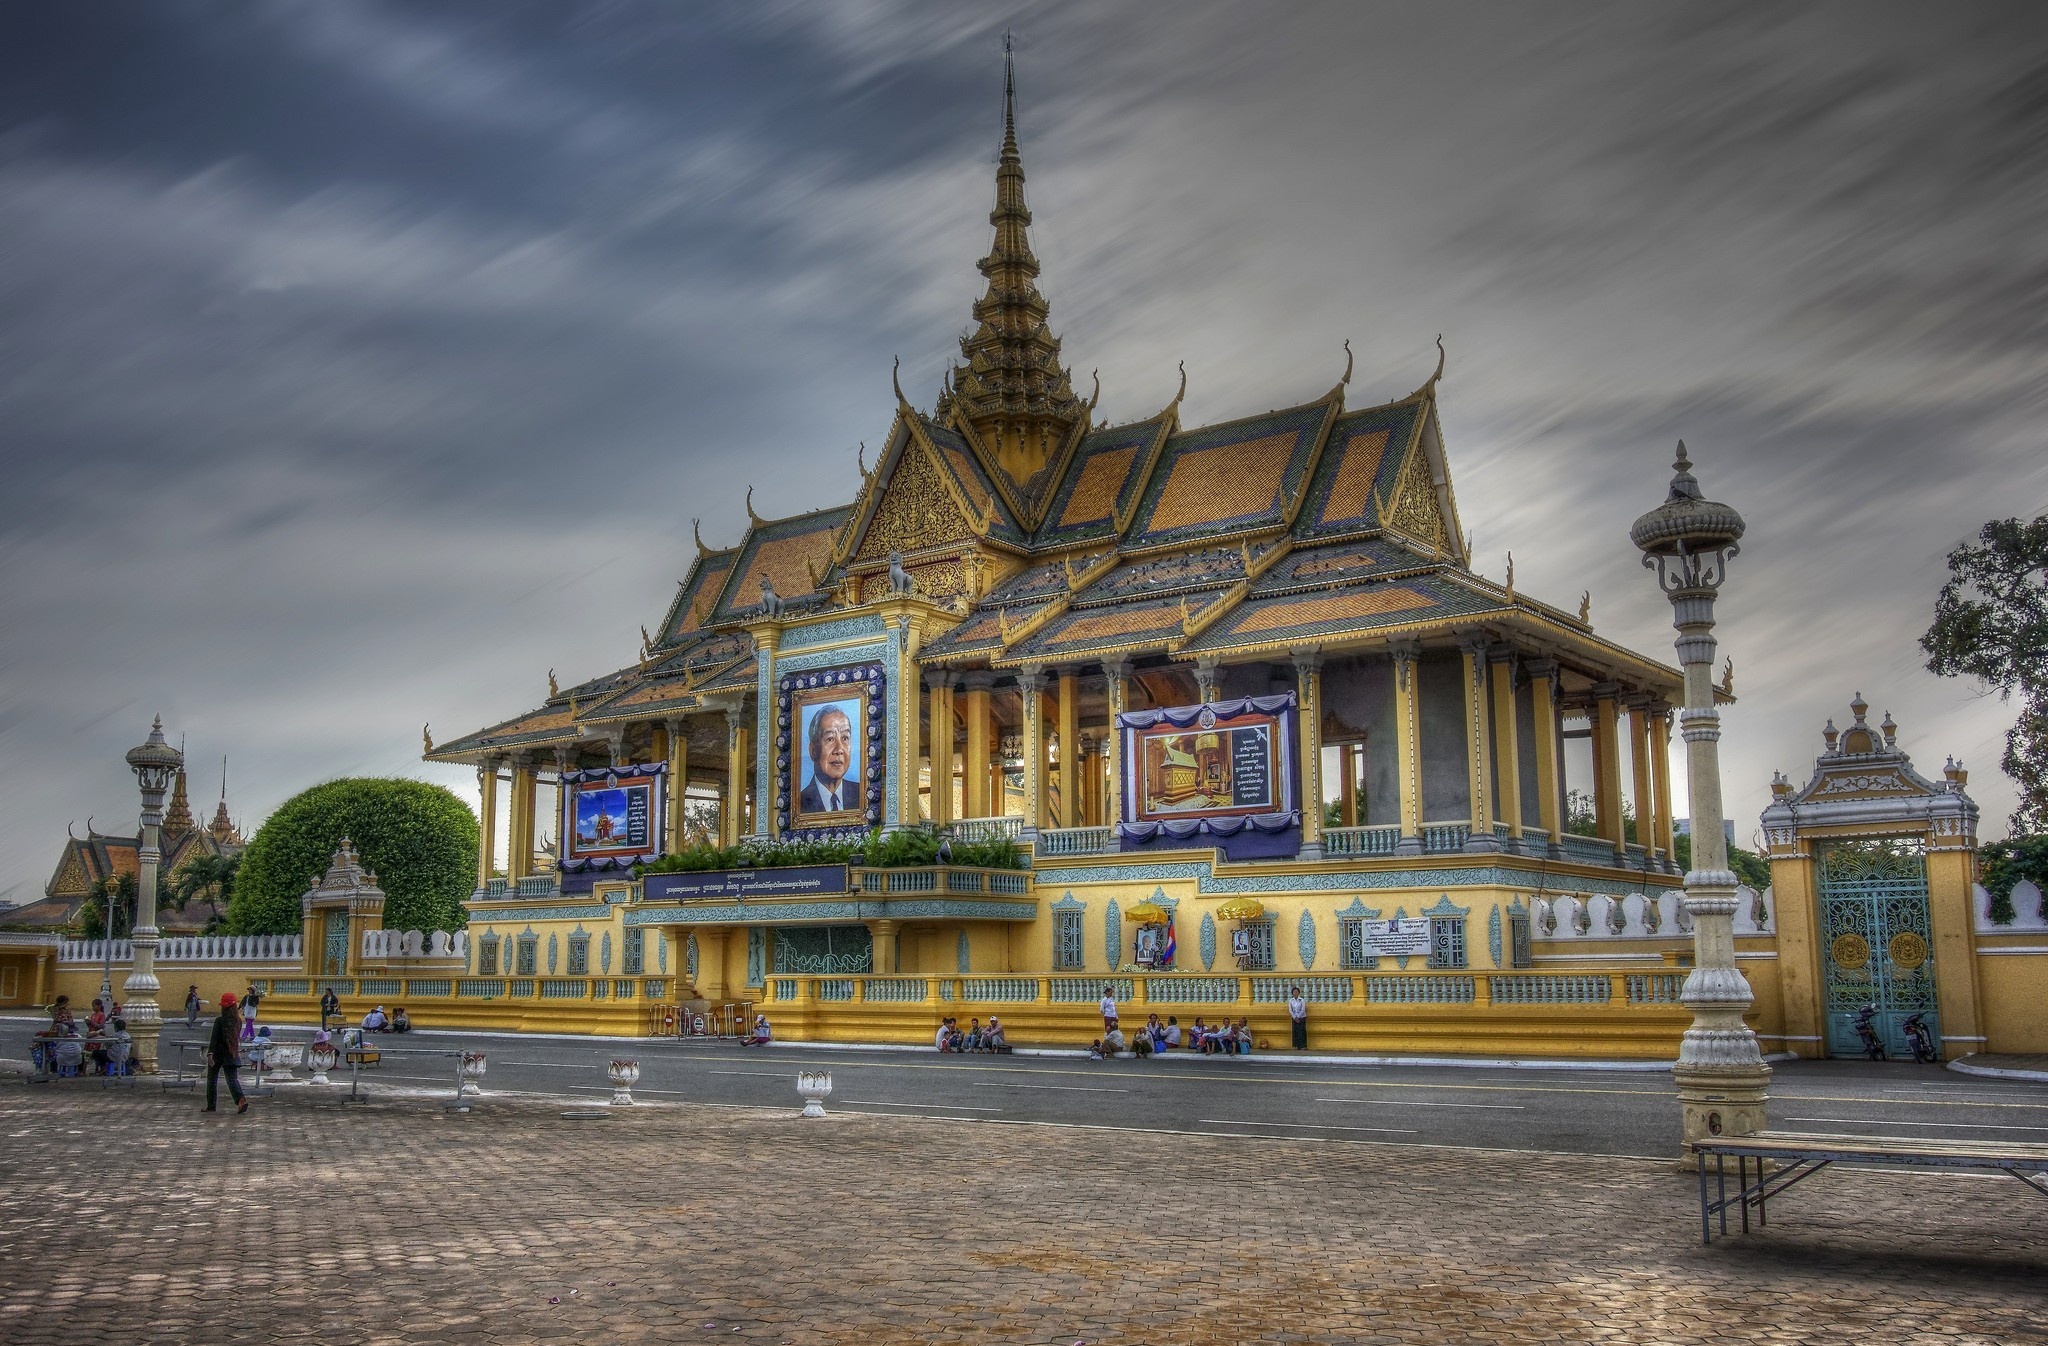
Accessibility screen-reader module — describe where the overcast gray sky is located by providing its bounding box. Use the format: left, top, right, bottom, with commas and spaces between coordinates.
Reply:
3, 2, 2044, 904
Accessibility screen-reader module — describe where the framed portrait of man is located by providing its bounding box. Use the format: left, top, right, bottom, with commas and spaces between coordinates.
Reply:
792, 687, 865, 824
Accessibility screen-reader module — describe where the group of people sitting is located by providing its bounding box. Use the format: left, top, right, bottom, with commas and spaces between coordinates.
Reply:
358, 1005, 412, 1033
32, 995, 134, 1077
935, 1016, 1008, 1053
1090, 1013, 1257, 1060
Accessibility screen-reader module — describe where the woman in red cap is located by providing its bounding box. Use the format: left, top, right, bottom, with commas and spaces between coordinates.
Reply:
205, 992, 247, 1114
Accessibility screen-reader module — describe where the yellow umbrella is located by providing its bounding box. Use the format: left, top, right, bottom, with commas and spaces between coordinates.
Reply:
1125, 902, 1169, 923
1215, 898, 1266, 922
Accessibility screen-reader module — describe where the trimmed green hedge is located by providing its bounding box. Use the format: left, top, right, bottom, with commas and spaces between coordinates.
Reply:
230, 778, 478, 935
638, 829, 1025, 876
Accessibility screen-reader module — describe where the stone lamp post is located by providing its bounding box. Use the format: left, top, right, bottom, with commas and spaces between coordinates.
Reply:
123, 716, 184, 1074
1630, 443, 1770, 1154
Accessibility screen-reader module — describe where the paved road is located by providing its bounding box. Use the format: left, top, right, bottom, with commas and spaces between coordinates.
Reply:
11, 1014, 2047, 1158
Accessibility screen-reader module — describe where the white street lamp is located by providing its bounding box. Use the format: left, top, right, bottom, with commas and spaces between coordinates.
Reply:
123, 715, 184, 1074
1631, 443, 1770, 1154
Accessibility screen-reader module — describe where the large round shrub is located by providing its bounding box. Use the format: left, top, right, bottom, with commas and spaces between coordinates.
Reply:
230, 778, 477, 935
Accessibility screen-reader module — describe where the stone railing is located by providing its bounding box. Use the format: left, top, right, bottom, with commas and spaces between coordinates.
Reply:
850, 866, 1032, 897
758, 969, 1692, 1010
1324, 825, 1401, 857
1036, 826, 1117, 857
60, 935, 302, 964
950, 816, 1023, 842
360, 929, 469, 962
1530, 885, 1772, 942
1977, 880, 2048, 933
1557, 833, 1623, 866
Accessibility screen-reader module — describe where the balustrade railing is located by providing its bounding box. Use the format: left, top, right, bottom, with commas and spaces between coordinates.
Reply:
1143, 976, 1239, 1004
1558, 833, 1622, 865
817, 978, 856, 1002
1626, 972, 1686, 1004
950, 816, 1023, 842
849, 866, 1033, 898
1323, 825, 1401, 857
1421, 822, 1471, 853
514, 876, 558, 897
539, 979, 585, 999
1251, 976, 1353, 1003
963, 977, 1038, 1002
864, 977, 930, 1002
1037, 826, 1116, 857
1365, 974, 1475, 1004
357, 978, 402, 997
1488, 973, 1610, 1005
60, 935, 303, 964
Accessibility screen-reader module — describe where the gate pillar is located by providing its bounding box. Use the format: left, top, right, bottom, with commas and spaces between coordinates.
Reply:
1760, 695, 1981, 1061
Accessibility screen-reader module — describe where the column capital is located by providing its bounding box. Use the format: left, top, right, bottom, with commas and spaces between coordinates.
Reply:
1522, 656, 1559, 680
1590, 680, 1624, 701
553, 744, 577, 774
924, 669, 954, 693
1289, 645, 1323, 675
960, 670, 997, 692
662, 716, 686, 735
753, 627, 783, 653
1386, 637, 1422, 663
1101, 657, 1132, 680
1017, 663, 1047, 694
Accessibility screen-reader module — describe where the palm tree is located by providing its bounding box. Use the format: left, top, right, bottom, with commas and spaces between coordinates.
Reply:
172, 853, 239, 926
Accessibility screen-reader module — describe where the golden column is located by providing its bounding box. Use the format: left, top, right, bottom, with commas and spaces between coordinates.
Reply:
867, 919, 900, 975
1459, 638, 1499, 851
1590, 683, 1626, 856
1055, 666, 1080, 830
1650, 703, 1678, 867
962, 673, 992, 819
1628, 698, 1659, 862
1389, 639, 1425, 854
663, 720, 688, 853
1017, 665, 1046, 836
32, 950, 50, 1010
1527, 659, 1565, 856
1488, 652, 1524, 850
925, 673, 955, 827
506, 753, 535, 881
1103, 658, 1130, 831
475, 755, 500, 887
723, 705, 752, 846
1292, 647, 1324, 859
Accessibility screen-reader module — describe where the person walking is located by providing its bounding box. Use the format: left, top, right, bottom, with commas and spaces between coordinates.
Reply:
184, 985, 201, 1027
1099, 985, 1118, 1033
1287, 985, 1309, 1051
205, 993, 248, 1114
239, 985, 262, 1042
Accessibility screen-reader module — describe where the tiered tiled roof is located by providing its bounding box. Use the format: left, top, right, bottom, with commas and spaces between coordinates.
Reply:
428, 58, 1671, 768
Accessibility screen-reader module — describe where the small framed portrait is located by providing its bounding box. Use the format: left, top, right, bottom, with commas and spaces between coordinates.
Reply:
792, 688, 865, 823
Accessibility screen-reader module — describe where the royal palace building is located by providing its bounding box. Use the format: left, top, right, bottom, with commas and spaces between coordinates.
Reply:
220, 56, 2030, 1060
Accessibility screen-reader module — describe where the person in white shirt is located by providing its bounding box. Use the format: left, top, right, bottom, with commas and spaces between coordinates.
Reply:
1161, 1016, 1183, 1050
1287, 986, 1309, 1050
1099, 987, 1118, 1031
935, 1019, 953, 1052
742, 1014, 772, 1046
361, 1006, 389, 1032
984, 1016, 1007, 1052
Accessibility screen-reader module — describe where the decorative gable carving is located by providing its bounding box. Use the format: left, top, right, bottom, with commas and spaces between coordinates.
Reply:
51, 847, 89, 898
854, 442, 974, 562
1383, 446, 1447, 552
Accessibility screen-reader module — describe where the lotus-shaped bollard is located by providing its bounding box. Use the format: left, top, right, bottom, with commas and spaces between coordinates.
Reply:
460, 1052, 487, 1097
608, 1058, 640, 1106
796, 1069, 832, 1118
309, 1043, 337, 1086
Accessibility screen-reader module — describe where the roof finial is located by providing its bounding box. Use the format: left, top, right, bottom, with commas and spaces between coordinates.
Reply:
892, 355, 907, 408
745, 486, 765, 527
1003, 30, 1017, 152
1173, 360, 1187, 406
1430, 334, 1445, 385
1087, 368, 1101, 414
856, 440, 868, 477
1341, 339, 1353, 386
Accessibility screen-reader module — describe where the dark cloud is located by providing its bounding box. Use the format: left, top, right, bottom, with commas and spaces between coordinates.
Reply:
3, 2, 2044, 903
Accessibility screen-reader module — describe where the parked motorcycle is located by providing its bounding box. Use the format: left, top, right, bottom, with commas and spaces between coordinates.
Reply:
1853, 1003, 1888, 1061
1902, 1012, 1939, 1064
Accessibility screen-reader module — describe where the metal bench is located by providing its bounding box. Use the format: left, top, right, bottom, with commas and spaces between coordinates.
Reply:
1694, 1131, 2048, 1243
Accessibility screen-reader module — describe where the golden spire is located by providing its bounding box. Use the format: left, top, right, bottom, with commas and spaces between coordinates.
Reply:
949, 33, 1082, 502
163, 767, 195, 837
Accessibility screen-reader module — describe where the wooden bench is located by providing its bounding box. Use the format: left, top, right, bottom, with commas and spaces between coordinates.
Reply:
1694, 1130, 2048, 1243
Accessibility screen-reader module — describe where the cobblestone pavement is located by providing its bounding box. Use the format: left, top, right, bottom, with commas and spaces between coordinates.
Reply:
0, 1081, 2041, 1345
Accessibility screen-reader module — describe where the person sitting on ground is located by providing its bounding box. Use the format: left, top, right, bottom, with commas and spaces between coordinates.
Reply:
1142, 1013, 1163, 1048
934, 1018, 954, 1053
106, 1017, 132, 1076
984, 1016, 1007, 1052
741, 1014, 772, 1046
1103, 1022, 1127, 1057
1161, 1015, 1183, 1051
361, 1005, 390, 1032
964, 1017, 985, 1052
1188, 1016, 1208, 1051
1133, 1028, 1154, 1058
1234, 1017, 1254, 1055
390, 1007, 412, 1034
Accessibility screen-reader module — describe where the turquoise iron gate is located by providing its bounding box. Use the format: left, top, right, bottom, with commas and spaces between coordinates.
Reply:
1817, 840, 1937, 1058
322, 911, 351, 977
